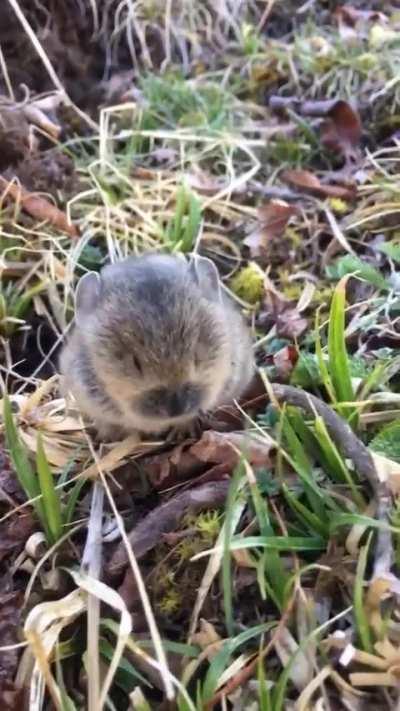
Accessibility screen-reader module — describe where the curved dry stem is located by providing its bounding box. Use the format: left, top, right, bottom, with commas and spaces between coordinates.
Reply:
272, 384, 393, 578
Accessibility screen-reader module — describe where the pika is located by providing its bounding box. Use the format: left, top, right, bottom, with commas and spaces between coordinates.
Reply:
60, 253, 254, 439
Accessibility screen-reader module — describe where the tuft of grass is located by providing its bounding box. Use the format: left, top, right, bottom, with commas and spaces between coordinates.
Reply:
138, 73, 234, 131
3, 393, 64, 544
3, 393, 45, 520
0, 279, 47, 336
163, 184, 202, 253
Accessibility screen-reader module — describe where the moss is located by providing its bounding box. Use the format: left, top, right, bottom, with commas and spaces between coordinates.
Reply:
230, 263, 264, 304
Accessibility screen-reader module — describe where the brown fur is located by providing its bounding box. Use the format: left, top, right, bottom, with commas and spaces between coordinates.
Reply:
59, 254, 254, 439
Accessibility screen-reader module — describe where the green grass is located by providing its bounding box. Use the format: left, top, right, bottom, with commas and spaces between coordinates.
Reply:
163, 183, 202, 252
0, 280, 47, 337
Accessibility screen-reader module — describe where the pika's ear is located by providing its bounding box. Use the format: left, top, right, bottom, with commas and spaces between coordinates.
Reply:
188, 255, 222, 302
75, 272, 101, 325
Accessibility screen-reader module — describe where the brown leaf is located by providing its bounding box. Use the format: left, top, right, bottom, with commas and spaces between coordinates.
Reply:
212, 371, 268, 430
275, 306, 308, 341
190, 430, 273, 469
334, 6, 387, 28
272, 345, 299, 381
259, 288, 308, 341
244, 200, 298, 257
320, 100, 362, 162
0, 176, 79, 237
144, 442, 202, 489
145, 430, 274, 489
281, 168, 356, 200
185, 169, 225, 195
333, 6, 387, 43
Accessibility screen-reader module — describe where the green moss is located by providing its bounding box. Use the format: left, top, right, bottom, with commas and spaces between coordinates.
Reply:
230, 263, 264, 304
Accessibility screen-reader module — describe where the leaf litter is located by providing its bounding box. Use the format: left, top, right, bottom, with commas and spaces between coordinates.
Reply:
2, 0, 400, 709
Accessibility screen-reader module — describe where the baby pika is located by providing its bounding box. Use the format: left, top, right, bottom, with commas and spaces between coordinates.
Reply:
60, 253, 254, 439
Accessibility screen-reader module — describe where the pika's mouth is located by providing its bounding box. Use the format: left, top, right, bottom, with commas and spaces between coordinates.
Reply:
138, 383, 203, 420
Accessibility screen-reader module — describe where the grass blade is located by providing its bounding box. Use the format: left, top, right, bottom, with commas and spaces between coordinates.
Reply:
64, 476, 87, 525
249, 469, 287, 608
315, 306, 335, 402
182, 192, 201, 252
281, 412, 331, 517
282, 484, 329, 538
201, 622, 275, 702
327, 276, 358, 425
257, 655, 272, 711
36, 433, 63, 544
230, 535, 325, 551
354, 534, 373, 652
313, 416, 365, 508
222, 462, 244, 636
3, 393, 44, 523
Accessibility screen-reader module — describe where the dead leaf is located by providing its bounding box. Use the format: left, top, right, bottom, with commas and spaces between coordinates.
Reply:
244, 200, 298, 257
274, 627, 313, 691
191, 619, 223, 660
144, 442, 200, 489
0, 176, 78, 237
281, 169, 356, 200
190, 430, 273, 467
232, 548, 257, 569
320, 100, 362, 163
334, 6, 387, 29
186, 169, 225, 195
333, 7, 389, 46
272, 345, 299, 381
259, 287, 308, 341
371, 453, 400, 496
275, 308, 308, 340
145, 430, 274, 489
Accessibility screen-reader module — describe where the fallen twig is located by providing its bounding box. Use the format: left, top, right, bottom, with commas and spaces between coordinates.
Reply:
0, 176, 78, 237
269, 96, 340, 116
108, 479, 230, 575
0, 260, 38, 277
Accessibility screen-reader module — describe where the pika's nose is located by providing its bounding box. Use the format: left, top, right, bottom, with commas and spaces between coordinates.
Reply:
140, 384, 202, 419
165, 385, 201, 417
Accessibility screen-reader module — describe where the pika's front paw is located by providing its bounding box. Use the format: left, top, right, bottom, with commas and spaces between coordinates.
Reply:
166, 412, 215, 443
94, 422, 128, 442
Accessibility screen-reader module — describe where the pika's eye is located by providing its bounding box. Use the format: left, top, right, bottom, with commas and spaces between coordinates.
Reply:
132, 354, 142, 373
